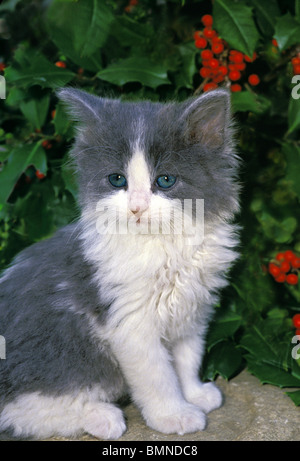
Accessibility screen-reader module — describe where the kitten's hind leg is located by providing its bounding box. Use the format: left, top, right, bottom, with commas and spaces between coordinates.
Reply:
0, 391, 126, 440
173, 334, 223, 414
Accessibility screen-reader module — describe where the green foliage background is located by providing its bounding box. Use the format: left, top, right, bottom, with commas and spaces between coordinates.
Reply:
0, 0, 300, 404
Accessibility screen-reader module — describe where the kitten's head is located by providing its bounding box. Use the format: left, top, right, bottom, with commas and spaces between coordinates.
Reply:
58, 88, 239, 240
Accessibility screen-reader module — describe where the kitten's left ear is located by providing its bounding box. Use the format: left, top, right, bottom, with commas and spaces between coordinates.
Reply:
56, 87, 105, 125
181, 89, 232, 149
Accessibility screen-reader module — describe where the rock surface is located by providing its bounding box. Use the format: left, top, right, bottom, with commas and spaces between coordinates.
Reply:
48, 370, 299, 442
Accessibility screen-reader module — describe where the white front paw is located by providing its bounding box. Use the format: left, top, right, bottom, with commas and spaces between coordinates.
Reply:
187, 382, 223, 413
145, 403, 206, 435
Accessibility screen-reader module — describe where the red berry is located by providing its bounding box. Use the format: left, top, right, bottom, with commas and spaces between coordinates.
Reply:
276, 252, 286, 262
295, 329, 300, 336
229, 70, 241, 81
201, 14, 213, 27
0, 62, 6, 72
234, 62, 246, 71
203, 27, 217, 39
272, 38, 278, 47
293, 314, 300, 328
286, 274, 299, 285
55, 61, 66, 68
195, 37, 208, 49
209, 58, 219, 69
211, 42, 224, 54
199, 67, 211, 78
291, 57, 300, 66
248, 74, 260, 86
229, 51, 244, 64
291, 257, 300, 269
230, 83, 242, 92
203, 82, 218, 92
280, 261, 290, 273
244, 52, 257, 62
201, 49, 213, 60
284, 250, 296, 261
268, 262, 281, 278
193, 30, 202, 40
293, 64, 300, 75
218, 65, 228, 76
42, 140, 52, 150
275, 273, 286, 283
36, 170, 46, 180
51, 110, 56, 119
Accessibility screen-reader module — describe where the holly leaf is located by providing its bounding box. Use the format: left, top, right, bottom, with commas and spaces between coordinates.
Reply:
0, 143, 47, 204
213, 0, 259, 57
274, 12, 300, 51
285, 390, 300, 406
240, 324, 300, 389
46, 0, 113, 71
206, 309, 242, 351
5, 47, 75, 89
231, 91, 271, 114
287, 95, 300, 135
173, 43, 197, 90
250, 0, 280, 37
20, 94, 50, 130
97, 57, 171, 89
282, 143, 300, 199
202, 340, 243, 381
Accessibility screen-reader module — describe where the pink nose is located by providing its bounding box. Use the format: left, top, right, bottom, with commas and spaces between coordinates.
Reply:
129, 191, 150, 215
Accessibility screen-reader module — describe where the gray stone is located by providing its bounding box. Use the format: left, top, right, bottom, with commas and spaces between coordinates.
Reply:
48, 370, 299, 441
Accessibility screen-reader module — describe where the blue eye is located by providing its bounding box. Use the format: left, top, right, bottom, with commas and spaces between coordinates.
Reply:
108, 174, 127, 188
156, 175, 176, 189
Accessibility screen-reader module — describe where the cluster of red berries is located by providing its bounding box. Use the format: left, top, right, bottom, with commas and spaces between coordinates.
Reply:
293, 313, 300, 336
272, 39, 300, 75
268, 250, 300, 285
291, 55, 300, 75
194, 14, 260, 92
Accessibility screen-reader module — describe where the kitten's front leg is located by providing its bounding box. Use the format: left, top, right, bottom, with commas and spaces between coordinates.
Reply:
108, 315, 206, 435
173, 334, 223, 414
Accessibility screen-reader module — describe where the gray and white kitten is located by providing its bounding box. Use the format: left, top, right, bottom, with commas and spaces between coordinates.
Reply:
0, 88, 239, 440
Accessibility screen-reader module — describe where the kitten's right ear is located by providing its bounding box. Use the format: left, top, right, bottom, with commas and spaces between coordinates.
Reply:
56, 87, 104, 125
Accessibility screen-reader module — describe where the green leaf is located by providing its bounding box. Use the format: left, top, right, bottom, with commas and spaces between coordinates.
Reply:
5, 48, 75, 89
245, 355, 300, 387
287, 95, 300, 135
202, 340, 243, 381
213, 0, 259, 57
206, 309, 242, 351
250, 0, 280, 37
285, 390, 300, 406
46, 0, 113, 70
53, 102, 74, 139
274, 12, 300, 51
231, 91, 271, 114
97, 57, 171, 89
20, 94, 50, 130
282, 143, 300, 199
173, 43, 197, 90
114, 15, 153, 47
0, 143, 47, 204
240, 324, 300, 389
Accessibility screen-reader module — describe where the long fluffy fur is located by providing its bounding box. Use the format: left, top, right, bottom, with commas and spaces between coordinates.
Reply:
0, 88, 240, 439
